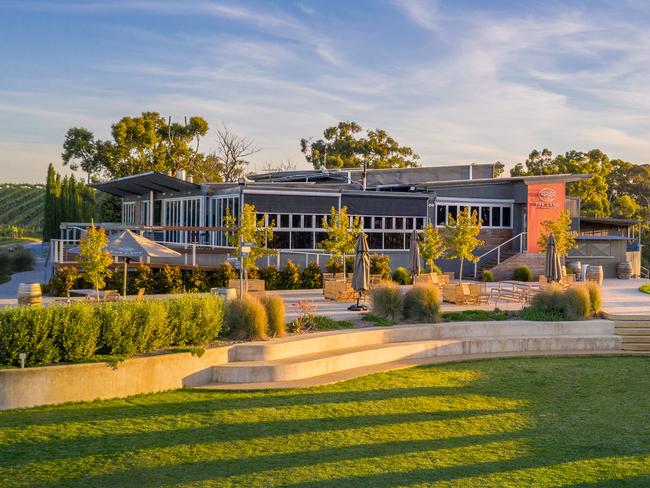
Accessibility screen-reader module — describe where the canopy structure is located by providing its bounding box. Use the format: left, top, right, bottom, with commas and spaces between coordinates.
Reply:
544, 234, 563, 284
349, 233, 370, 311
91, 172, 200, 197
108, 229, 181, 260
408, 229, 421, 280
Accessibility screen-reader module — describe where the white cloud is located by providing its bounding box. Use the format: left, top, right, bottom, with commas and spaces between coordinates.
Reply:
392, 0, 440, 33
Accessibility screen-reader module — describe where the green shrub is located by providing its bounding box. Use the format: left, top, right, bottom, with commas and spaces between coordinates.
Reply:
392, 266, 411, 285
370, 254, 392, 280
48, 265, 79, 297
300, 262, 323, 289
585, 282, 602, 314
184, 268, 209, 293
514, 266, 533, 282
480, 270, 494, 282
0, 253, 10, 275
157, 265, 184, 294
312, 316, 355, 330
259, 266, 281, 290
430, 264, 442, 275
133, 264, 155, 293
280, 260, 301, 290
225, 296, 268, 340
108, 267, 137, 296
54, 302, 101, 361
11, 247, 35, 272
403, 285, 441, 323
0, 306, 60, 367
640, 284, 650, 295
260, 294, 286, 337
345, 256, 354, 274
167, 294, 224, 345
96, 303, 139, 356
211, 262, 238, 288
370, 281, 403, 322
561, 286, 591, 320
442, 309, 507, 321
325, 257, 343, 275
129, 300, 171, 351
521, 307, 566, 321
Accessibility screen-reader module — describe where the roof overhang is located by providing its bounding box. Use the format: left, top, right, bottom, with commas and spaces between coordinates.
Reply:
91, 172, 200, 197
415, 173, 591, 190
580, 216, 641, 226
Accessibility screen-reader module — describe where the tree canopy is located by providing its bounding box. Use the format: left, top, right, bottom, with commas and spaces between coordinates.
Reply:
61, 114, 256, 183
301, 121, 420, 170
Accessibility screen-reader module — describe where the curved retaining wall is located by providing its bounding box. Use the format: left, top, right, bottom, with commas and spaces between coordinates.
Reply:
0, 320, 619, 411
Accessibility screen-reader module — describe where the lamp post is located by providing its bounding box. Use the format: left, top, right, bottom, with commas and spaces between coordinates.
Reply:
238, 177, 245, 299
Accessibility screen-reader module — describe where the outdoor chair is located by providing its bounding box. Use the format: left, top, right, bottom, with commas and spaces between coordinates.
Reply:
135, 288, 145, 301
103, 290, 119, 302
369, 274, 383, 288
444, 272, 455, 284
468, 283, 490, 304
322, 273, 336, 282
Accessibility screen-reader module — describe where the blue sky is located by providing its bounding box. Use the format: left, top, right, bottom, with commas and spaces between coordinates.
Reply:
1, 0, 649, 183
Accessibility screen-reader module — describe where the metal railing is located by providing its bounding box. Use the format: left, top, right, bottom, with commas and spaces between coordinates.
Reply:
641, 266, 649, 279
473, 232, 527, 278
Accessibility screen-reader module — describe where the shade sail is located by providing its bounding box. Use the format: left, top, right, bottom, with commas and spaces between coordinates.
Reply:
408, 229, 421, 279
107, 229, 181, 259
352, 233, 370, 292
544, 234, 562, 283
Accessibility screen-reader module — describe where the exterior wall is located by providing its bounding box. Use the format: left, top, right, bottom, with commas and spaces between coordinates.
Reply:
568, 237, 629, 278
526, 182, 566, 253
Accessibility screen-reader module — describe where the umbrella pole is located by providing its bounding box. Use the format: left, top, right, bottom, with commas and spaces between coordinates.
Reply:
123, 258, 130, 297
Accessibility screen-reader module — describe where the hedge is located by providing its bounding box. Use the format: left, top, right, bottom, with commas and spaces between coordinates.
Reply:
0, 295, 225, 368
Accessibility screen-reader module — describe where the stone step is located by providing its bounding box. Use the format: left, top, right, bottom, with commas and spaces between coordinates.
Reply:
212, 335, 620, 384
621, 336, 650, 343
615, 328, 650, 336
614, 321, 650, 329
621, 343, 650, 351
604, 312, 650, 322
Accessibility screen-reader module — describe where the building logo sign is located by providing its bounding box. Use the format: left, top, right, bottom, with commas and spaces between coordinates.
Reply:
538, 188, 557, 203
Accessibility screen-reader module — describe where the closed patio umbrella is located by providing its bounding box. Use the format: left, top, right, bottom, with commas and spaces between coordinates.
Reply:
348, 233, 370, 311
107, 230, 181, 296
408, 229, 421, 281
544, 234, 563, 284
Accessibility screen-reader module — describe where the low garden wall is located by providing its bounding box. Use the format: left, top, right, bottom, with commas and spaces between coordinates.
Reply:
0, 345, 232, 411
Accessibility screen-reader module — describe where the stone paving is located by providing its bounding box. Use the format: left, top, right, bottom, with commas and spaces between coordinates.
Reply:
600, 278, 650, 317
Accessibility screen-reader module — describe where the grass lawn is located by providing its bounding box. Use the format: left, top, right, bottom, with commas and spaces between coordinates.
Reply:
0, 237, 40, 249
2, 357, 650, 487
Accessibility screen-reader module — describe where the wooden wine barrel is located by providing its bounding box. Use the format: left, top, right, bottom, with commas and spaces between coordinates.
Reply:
586, 265, 604, 286
617, 261, 633, 279
17, 283, 42, 306
567, 261, 582, 276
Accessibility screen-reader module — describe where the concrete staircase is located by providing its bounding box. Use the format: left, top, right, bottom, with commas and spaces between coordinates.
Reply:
205, 320, 621, 389
488, 252, 546, 281
607, 313, 650, 352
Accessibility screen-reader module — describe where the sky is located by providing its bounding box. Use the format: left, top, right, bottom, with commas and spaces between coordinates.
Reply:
1, 0, 649, 183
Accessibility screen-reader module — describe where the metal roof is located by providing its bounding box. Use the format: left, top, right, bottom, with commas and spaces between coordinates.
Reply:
579, 216, 641, 226
415, 173, 591, 189
91, 172, 200, 197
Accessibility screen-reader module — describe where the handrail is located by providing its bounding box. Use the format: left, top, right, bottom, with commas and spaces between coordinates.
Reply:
474, 232, 527, 278
641, 266, 649, 279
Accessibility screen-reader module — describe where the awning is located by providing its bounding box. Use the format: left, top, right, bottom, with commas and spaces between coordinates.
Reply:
91, 172, 200, 197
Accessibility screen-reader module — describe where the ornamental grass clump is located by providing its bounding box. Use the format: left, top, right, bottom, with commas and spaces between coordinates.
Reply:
403, 285, 441, 323
392, 267, 411, 285
561, 286, 591, 321
370, 281, 403, 322
585, 282, 602, 314
260, 294, 286, 337
225, 295, 268, 341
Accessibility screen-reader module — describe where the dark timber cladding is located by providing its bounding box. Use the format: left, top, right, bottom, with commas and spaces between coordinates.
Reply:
244, 192, 339, 213
341, 193, 428, 216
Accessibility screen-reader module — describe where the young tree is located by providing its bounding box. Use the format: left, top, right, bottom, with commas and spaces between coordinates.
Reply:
444, 209, 484, 284
43, 163, 62, 241
320, 206, 362, 277
537, 210, 577, 257
419, 223, 446, 273
224, 204, 275, 274
78, 225, 113, 299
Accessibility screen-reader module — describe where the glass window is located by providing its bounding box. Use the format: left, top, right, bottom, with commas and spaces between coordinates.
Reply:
470, 206, 479, 219
291, 231, 313, 249
480, 207, 490, 226
304, 215, 313, 228
280, 214, 290, 228
406, 217, 414, 230
384, 233, 404, 249
270, 231, 290, 249
315, 231, 328, 246
448, 206, 458, 223
436, 205, 446, 226
367, 232, 383, 249
292, 214, 301, 228
492, 207, 501, 227
502, 207, 512, 227
415, 218, 424, 230
364, 216, 372, 229
374, 217, 383, 229
385, 217, 394, 230
461, 206, 470, 216
395, 217, 404, 230
256, 213, 265, 225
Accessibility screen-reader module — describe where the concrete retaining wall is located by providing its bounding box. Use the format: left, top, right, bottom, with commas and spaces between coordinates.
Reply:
0, 345, 232, 411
